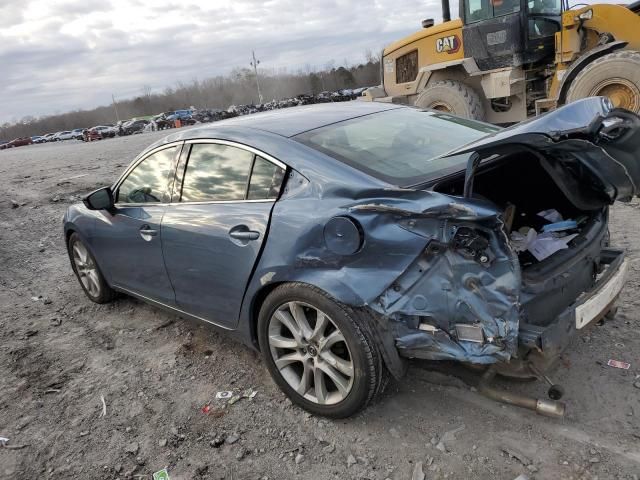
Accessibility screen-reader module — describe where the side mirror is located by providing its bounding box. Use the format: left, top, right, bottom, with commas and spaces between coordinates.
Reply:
83, 187, 114, 211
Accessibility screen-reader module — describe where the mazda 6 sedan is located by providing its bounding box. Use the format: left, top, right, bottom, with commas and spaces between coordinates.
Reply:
64, 98, 639, 418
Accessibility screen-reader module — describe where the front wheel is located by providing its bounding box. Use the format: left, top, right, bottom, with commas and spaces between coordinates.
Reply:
415, 80, 485, 120
258, 283, 386, 418
68, 233, 115, 303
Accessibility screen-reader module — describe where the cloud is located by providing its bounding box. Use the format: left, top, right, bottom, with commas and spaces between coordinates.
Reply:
0, 0, 616, 123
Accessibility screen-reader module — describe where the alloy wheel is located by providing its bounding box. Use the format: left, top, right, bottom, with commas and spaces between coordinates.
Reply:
72, 241, 101, 297
268, 301, 354, 405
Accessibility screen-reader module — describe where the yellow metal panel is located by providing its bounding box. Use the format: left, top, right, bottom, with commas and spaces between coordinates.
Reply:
383, 20, 464, 97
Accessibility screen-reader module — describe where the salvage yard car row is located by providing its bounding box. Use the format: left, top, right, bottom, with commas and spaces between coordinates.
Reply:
0, 88, 370, 150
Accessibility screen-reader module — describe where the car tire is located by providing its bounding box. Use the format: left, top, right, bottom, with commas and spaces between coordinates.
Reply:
415, 80, 485, 120
68, 233, 116, 304
258, 283, 387, 418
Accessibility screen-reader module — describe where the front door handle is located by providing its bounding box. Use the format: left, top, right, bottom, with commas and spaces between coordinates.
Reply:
229, 230, 260, 241
139, 225, 158, 240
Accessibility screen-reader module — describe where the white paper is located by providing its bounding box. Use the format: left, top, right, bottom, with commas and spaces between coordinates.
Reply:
537, 208, 563, 223
528, 233, 578, 261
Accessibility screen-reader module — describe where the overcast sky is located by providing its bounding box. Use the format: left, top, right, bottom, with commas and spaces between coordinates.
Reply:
1, 0, 620, 124
1, 0, 445, 123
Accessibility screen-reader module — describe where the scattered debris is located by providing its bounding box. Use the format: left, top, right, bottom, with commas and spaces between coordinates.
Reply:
589, 456, 601, 463
295, 453, 304, 465
125, 442, 139, 455
152, 468, 171, 480
502, 446, 532, 466
235, 447, 247, 461
436, 424, 465, 453
100, 395, 107, 417
389, 427, 400, 439
0, 437, 8, 446
215, 391, 233, 399
155, 319, 175, 330
227, 388, 257, 405
634, 381, 640, 389
44, 389, 60, 394
10, 200, 19, 209
513, 475, 530, 480
225, 434, 240, 445
158, 439, 167, 447
607, 359, 631, 370
347, 454, 357, 467
411, 462, 425, 480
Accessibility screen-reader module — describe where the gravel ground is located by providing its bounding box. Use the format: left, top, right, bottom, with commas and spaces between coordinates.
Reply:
1, 134, 639, 480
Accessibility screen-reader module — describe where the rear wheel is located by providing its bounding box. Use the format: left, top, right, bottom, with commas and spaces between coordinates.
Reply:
415, 80, 485, 120
566, 50, 640, 113
258, 283, 386, 418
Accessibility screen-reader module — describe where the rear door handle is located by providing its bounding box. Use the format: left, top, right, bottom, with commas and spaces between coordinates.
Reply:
229, 230, 260, 241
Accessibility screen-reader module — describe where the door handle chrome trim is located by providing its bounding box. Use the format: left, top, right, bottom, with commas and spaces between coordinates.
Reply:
229, 230, 260, 240
139, 226, 158, 237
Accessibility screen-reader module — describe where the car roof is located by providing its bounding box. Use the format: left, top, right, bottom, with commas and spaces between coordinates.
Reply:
185, 101, 404, 138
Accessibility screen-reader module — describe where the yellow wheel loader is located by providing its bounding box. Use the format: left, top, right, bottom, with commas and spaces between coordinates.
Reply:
365, 0, 640, 123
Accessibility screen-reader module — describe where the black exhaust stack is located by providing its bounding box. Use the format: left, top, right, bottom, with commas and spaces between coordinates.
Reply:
442, 0, 451, 22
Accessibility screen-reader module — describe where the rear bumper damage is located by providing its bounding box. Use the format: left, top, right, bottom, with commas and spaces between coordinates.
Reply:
519, 248, 627, 359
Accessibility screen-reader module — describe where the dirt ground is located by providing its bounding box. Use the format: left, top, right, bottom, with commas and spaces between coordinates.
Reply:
1, 133, 639, 480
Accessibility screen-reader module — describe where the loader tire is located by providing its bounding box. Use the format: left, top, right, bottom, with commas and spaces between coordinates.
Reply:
566, 50, 640, 113
415, 80, 485, 120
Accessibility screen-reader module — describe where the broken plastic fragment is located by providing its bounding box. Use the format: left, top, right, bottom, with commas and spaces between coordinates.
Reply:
0, 437, 8, 447
153, 468, 171, 480
541, 220, 578, 233
537, 209, 563, 223
215, 391, 233, 399
607, 359, 631, 370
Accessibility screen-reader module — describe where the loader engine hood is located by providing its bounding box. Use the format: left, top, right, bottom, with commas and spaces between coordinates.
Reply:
448, 97, 640, 209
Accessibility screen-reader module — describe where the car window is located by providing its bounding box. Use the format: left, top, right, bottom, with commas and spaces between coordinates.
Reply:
296, 108, 498, 186
180, 144, 254, 202
117, 146, 178, 204
248, 156, 285, 200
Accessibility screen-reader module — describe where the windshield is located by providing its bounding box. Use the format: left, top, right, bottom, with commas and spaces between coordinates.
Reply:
295, 108, 498, 186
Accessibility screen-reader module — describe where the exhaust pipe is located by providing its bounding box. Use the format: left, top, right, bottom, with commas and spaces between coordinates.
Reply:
478, 368, 566, 418
442, 0, 451, 22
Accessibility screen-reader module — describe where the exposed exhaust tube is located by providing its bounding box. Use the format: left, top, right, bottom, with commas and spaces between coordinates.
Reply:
442, 0, 451, 22
478, 368, 566, 418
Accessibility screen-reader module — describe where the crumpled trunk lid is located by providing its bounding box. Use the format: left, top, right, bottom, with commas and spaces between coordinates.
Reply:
448, 97, 640, 208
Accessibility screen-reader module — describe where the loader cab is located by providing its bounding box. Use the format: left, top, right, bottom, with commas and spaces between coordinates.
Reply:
459, 0, 561, 71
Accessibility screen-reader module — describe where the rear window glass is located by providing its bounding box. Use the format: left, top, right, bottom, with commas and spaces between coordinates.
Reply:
295, 108, 497, 186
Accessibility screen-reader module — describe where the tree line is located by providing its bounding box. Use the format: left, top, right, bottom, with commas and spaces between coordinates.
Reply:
1, 56, 381, 141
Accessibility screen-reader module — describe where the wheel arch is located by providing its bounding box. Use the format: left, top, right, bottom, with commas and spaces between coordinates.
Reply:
247, 275, 365, 351
558, 40, 627, 105
246, 277, 407, 379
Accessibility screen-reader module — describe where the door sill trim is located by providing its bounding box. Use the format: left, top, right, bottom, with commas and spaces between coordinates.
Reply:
113, 286, 234, 331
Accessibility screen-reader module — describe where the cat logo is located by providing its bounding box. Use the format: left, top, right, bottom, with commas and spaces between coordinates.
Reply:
436, 35, 461, 54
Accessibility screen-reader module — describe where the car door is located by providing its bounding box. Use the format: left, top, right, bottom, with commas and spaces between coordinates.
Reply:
161, 140, 286, 328
92, 144, 181, 304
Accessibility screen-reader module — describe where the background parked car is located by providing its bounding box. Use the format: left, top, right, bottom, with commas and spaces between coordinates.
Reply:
0, 137, 33, 149
43, 133, 56, 142
71, 128, 85, 140
86, 125, 116, 141
53, 131, 74, 141
122, 119, 149, 135
31, 135, 46, 144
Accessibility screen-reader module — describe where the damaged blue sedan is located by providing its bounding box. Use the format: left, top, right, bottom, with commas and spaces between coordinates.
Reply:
64, 97, 639, 418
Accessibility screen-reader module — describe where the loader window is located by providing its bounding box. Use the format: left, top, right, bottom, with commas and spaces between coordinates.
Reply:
396, 50, 419, 84
466, 0, 520, 22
